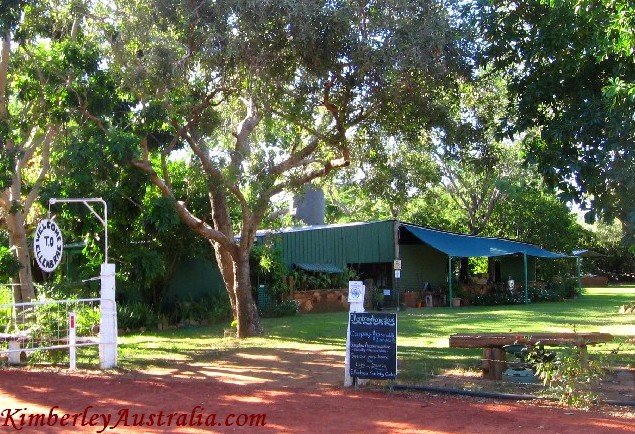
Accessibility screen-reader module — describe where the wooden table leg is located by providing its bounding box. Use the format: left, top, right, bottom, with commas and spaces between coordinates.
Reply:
482, 347, 507, 380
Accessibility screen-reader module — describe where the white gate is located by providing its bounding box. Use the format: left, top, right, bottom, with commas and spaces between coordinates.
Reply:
0, 282, 117, 369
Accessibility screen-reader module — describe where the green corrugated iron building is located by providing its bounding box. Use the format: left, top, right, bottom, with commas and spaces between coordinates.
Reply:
257, 220, 565, 295
168, 220, 567, 305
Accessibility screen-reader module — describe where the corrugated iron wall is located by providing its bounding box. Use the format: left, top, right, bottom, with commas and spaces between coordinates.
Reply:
500, 256, 537, 283
265, 220, 395, 268
399, 243, 448, 291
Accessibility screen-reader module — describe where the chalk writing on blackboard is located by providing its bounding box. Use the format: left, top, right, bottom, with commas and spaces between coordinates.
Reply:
348, 312, 397, 379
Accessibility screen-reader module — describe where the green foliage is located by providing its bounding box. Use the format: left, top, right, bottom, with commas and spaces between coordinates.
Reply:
145, 196, 180, 232
488, 179, 585, 253
250, 242, 289, 294
475, 0, 635, 242
581, 219, 635, 280
289, 268, 355, 291
0, 286, 13, 329
36, 281, 96, 300
0, 0, 27, 34
258, 300, 298, 319
167, 293, 232, 326
527, 344, 608, 408
117, 301, 159, 332
0, 244, 21, 280
469, 257, 488, 276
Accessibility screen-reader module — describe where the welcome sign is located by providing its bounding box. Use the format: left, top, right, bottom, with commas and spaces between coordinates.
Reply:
33, 219, 64, 272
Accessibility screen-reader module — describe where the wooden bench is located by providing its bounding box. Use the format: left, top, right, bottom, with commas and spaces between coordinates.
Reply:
449, 332, 614, 380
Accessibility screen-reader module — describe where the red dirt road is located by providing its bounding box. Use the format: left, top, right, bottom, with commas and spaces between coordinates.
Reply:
0, 366, 631, 433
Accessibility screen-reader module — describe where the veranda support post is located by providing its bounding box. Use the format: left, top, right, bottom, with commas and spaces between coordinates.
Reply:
448, 256, 453, 307
523, 253, 529, 304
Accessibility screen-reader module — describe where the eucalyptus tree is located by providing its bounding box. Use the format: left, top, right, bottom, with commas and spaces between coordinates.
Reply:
0, 1, 102, 301
93, 0, 462, 336
430, 74, 526, 236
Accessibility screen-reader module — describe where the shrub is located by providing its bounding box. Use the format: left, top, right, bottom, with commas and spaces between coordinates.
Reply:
528, 286, 560, 302
167, 292, 232, 325
527, 344, 608, 408
117, 302, 158, 331
259, 300, 298, 318
0, 286, 12, 329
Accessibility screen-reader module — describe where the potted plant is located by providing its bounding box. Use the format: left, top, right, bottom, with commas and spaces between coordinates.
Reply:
223, 319, 237, 338
452, 284, 463, 307
374, 288, 385, 310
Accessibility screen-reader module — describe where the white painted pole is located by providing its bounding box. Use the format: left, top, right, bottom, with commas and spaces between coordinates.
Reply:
49, 198, 117, 370
345, 282, 365, 387
7, 340, 20, 365
69, 311, 76, 370
100, 263, 117, 369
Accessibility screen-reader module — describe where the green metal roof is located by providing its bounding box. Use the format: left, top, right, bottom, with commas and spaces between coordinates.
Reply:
294, 263, 343, 274
402, 224, 568, 258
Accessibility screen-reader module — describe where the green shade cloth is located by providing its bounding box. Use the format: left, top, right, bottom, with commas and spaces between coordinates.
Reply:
294, 263, 343, 273
402, 224, 568, 258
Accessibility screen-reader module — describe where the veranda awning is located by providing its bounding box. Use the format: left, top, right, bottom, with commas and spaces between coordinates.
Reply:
401, 224, 568, 258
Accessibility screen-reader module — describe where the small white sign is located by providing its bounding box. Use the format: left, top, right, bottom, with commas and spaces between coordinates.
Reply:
383, 289, 391, 296
394, 269, 401, 279
348, 281, 365, 303
33, 219, 64, 272
393, 259, 402, 270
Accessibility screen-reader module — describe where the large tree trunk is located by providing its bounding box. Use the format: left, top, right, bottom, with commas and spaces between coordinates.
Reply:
213, 242, 238, 316
5, 210, 36, 302
233, 250, 263, 338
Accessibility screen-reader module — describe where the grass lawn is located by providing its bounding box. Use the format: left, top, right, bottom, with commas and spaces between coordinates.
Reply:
110, 285, 634, 385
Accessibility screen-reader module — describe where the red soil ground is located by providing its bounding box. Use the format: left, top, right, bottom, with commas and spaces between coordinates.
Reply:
0, 348, 632, 433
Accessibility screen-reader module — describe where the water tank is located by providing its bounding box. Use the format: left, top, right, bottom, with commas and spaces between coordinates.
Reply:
293, 186, 325, 226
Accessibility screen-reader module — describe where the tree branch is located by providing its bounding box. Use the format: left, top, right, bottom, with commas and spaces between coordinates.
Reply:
24, 126, 57, 214
0, 190, 9, 210
265, 155, 350, 207
182, 132, 250, 220
268, 136, 321, 178
231, 97, 261, 176
131, 138, 237, 253
0, 34, 10, 118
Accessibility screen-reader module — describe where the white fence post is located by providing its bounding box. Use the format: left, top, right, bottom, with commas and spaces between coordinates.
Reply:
7, 340, 20, 365
69, 311, 76, 370
100, 263, 117, 369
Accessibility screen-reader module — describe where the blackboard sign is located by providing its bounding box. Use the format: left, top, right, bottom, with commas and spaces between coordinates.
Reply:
348, 312, 397, 379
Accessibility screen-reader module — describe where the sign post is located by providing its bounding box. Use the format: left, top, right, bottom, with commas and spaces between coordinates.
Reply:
48, 198, 117, 369
33, 219, 64, 272
345, 281, 365, 387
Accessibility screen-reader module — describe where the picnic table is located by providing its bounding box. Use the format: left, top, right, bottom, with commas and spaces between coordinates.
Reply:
449, 332, 614, 380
